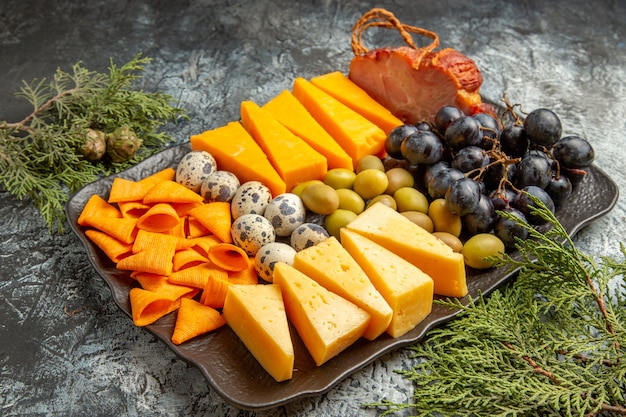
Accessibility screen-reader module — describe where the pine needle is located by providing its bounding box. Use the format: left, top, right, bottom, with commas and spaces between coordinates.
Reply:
0, 53, 187, 233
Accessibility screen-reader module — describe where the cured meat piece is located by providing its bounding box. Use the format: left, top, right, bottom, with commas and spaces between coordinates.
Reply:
348, 8, 495, 124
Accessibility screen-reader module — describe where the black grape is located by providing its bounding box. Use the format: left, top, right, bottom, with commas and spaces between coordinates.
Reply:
427, 167, 464, 199
513, 185, 555, 225
434, 106, 463, 133
494, 207, 529, 248
515, 154, 552, 189
401, 131, 444, 165
386, 124, 419, 159
444, 116, 482, 148
499, 125, 529, 157
552, 136, 595, 168
545, 174, 572, 206
445, 177, 481, 216
463, 194, 495, 235
451, 146, 489, 174
523, 108, 562, 147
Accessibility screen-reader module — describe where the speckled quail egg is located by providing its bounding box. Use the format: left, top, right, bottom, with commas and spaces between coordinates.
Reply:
231, 213, 276, 256
290, 222, 330, 251
200, 170, 240, 202
254, 242, 297, 283
175, 150, 217, 193
263, 193, 306, 237
230, 181, 272, 219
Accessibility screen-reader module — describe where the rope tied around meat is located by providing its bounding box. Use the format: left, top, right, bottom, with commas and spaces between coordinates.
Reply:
351, 8, 440, 67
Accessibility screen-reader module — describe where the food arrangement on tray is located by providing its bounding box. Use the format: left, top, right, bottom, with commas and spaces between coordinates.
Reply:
66, 7, 616, 409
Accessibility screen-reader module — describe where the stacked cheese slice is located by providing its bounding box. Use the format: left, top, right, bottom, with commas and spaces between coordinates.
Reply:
189, 71, 403, 196
222, 202, 449, 381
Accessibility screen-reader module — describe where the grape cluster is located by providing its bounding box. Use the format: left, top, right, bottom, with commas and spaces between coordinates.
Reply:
385, 104, 595, 247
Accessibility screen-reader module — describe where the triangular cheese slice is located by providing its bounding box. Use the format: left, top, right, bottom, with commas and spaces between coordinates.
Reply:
292, 236, 392, 340
340, 229, 434, 338
346, 202, 468, 298
273, 262, 370, 366
222, 284, 294, 382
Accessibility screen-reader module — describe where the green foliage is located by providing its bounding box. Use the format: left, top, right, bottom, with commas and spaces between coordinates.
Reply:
367, 198, 626, 416
0, 54, 187, 233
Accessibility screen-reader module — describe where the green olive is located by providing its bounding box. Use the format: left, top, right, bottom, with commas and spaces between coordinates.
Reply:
301, 183, 340, 215
432, 232, 463, 253
356, 155, 385, 173
401, 211, 434, 233
336, 188, 365, 214
324, 168, 357, 189
393, 187, 429, 213
352, 169, 389, 200
324, 209, 358, 240
367, 194, 397, 211
462, 233, 505, 269
291, 179, 324, 197
385, 167, 415, 195
428, 198, 462, 237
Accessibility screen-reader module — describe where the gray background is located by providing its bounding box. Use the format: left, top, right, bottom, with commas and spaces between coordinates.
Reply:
1, 0, 625, 416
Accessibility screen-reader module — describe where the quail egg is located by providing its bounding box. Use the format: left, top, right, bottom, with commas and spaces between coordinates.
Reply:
263, 193, 306, 237
175, 150, 217, 193
254, 242, 297, 283
290, 222, 330, 251
231, 213, 276, 256
200, 170, 240, 202
230, 181, 272, 219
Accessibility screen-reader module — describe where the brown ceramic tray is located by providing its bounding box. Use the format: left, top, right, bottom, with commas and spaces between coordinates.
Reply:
66, 141, 618, 411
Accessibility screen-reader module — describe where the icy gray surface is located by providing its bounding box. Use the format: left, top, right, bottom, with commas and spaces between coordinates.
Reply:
1, 0, 625, 416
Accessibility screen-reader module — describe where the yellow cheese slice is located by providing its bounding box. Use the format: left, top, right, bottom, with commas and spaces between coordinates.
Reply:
310, 71, 403, 135
340, 229, 434, 338
292, 77, 387, 167
262, 90, 354, 170
346, 202, 468, 298
240, 100, 328, 192
273, 262, 370, 366
222, 284, 294, 382
292, 236, 392, 340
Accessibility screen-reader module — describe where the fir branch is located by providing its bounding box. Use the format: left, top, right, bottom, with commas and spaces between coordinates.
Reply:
367, 195, 626, 417
0, 53, 187, 233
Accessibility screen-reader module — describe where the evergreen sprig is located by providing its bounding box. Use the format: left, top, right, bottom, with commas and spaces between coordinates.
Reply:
0, 53, 187, 233
368, 196, 626, 416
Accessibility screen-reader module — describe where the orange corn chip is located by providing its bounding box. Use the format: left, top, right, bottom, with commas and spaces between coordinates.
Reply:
88, 216, 138, 244
118, 200, 152, 219
188, 201, 232, 243
189, 235, 222, 257
129, 287, 179, 326
186, 217, 210, 238
208, 243, 250, 272
165, 217, 187, 238
228, 260, 259, 285
117, 246, 176, 276
143, 180, 204, 205
140, 167, 176, 183
171, 202, 203, 217
173, 248, 210, 271
137, 203, 181, 233
108, 177, 155, 203
199, 271, 231, 309
132, 229, 195, 254
171, 298, 226, 345
85, 229, 133, 263
168, 263, 225, 289
78, 194, 122, 226
132, 271, 199, 300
